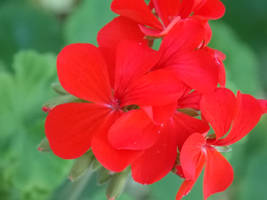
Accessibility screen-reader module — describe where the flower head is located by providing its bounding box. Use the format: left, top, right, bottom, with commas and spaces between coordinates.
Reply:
111, 0, 225, 37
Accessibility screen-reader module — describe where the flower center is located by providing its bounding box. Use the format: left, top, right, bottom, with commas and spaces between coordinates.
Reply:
122, 104, 139, 112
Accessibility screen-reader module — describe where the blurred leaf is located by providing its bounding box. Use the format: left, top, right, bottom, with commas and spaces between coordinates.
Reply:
0, 2, 63, 67
238, 151, 267, 200
64, 0, 115, 44
149, 173, 181, 200
210, 22, 262, 95
0, 51, 71, 200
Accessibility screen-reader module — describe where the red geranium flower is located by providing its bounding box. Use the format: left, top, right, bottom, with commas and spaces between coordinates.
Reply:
111, 0, 225, 37
99, 17, 225, 94
110, 89, 209, 184
176, 88, 264, 199
45, 40, 186, 172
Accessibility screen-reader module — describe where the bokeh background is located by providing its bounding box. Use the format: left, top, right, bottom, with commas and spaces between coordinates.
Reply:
0, 0, 267, 199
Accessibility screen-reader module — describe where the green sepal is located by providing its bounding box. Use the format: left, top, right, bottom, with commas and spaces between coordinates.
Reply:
215, 146, 232, 153
43, 95, 78, 111
177, 108, 199, 117
51, 82, 68, 95
106, 168, 130, 200
69, 151, 95, 182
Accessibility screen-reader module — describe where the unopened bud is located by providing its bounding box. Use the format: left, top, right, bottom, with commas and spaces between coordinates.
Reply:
69, 151, 95, 182
97, 167, 114, 185
37, 138, 51, 152
106, 168, 130, 200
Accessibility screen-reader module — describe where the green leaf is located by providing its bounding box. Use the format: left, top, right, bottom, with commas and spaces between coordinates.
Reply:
63, 0, 115, 44
149, 173, 182, 200
0, 50, 71, 200
238, 151, 267, 200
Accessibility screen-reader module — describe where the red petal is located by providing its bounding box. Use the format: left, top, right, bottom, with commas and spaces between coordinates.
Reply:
215, 91, 263, 146
178, 90, 202, 110
111, 0, 162, 30
131, 122, 178, 184
97, 16, 147, 88
176, 153, 206, 200
57, 43, 112, 104
122, 69, 186, 106
203, 148, 233, 200
45, 103, 110, 159
158, 19, 206, 67
143, 104, 177, 124
97, 16, 146, 49
167, 47, 219, 93
258, 99, 267, 114
91, 111, 143, 172
108, 109, 159, 150
214, 49, 226, 87
98, 47, 116, 88
177, 0, 196, 19
203, 21, 212, 46
194, 0, 225, 20
180, 133, 206, 180
201, 88, 236, 139
114, 40, 159, 98
139, 16, 181, 37
152, 0, 181, 26
173, 112, 210, 150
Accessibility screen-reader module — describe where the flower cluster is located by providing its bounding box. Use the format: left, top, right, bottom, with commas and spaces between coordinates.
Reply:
43, 0, 267, 199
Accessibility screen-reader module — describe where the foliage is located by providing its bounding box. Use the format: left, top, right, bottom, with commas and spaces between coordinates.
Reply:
0, 51, 71, 200
0, 1, 62, 67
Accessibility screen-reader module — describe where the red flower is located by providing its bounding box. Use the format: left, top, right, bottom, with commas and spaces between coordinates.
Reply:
111, 89, 209, 184
111, 0, 225, 37
45, 40, 185, 172
98, 10, 224, 94
176, 88, 264, 199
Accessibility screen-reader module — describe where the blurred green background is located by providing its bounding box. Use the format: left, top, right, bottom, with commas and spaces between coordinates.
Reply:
0, 0, 267, 199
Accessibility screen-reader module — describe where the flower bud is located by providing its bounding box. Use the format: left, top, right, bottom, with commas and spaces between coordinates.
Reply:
97, 167, 114, 185
69, 151, 95, 182
106, 168, 130, 200
37, 138, 51, 152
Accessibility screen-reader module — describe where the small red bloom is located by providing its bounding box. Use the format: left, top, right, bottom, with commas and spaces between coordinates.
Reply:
111, 89, 209, 184
111, 0, 225, 37
45, 40, 185, 172
176, 88, 264, 199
